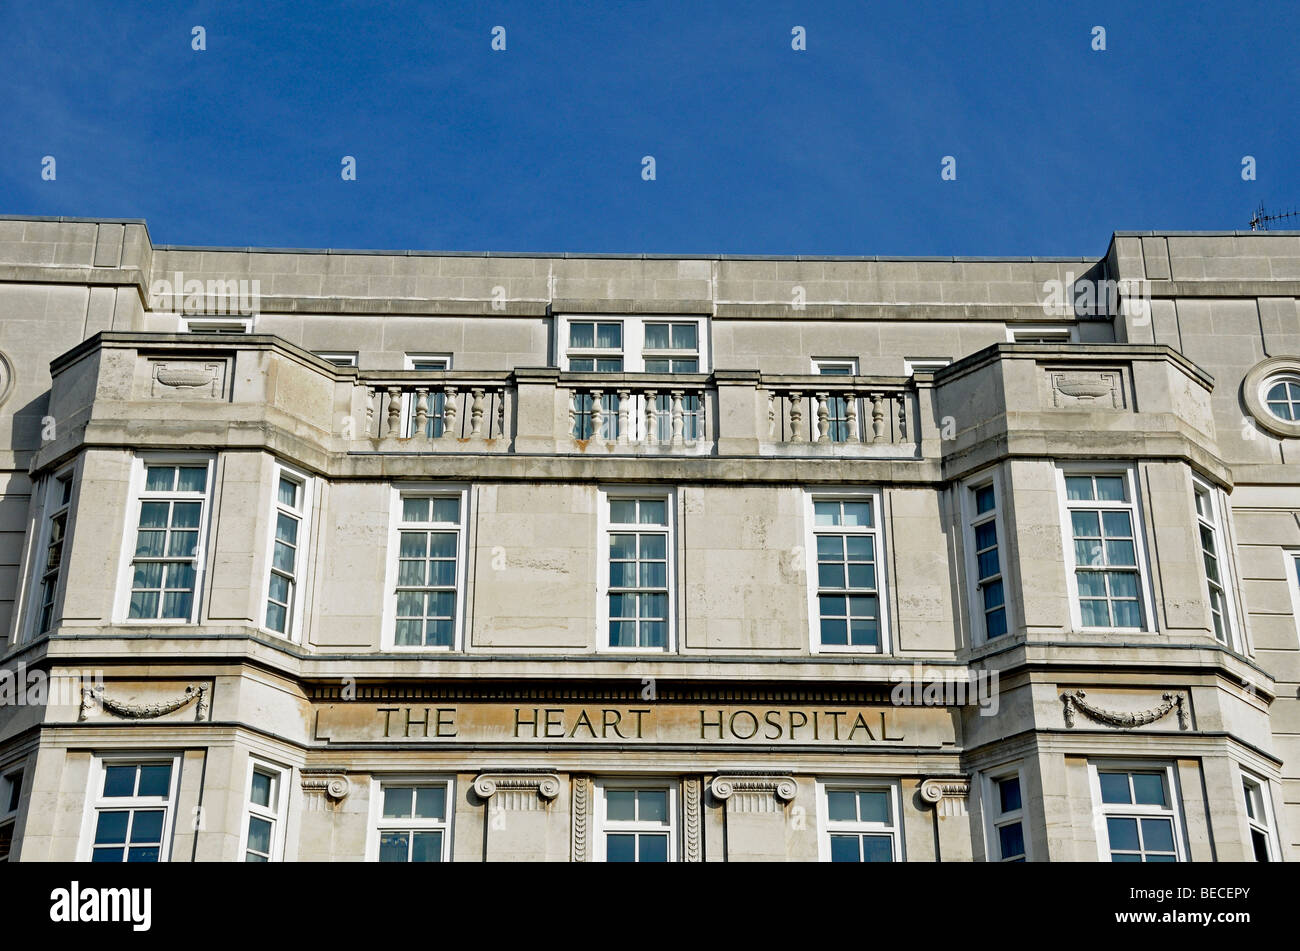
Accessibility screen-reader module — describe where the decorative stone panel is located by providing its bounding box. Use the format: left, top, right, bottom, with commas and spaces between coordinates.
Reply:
149, 359, 226, 399
1045, 368, 1125, 409
1060, 688, 1190, 730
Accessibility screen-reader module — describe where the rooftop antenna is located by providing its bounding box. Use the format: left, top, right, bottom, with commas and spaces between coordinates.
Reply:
1250, 202, 1299, 231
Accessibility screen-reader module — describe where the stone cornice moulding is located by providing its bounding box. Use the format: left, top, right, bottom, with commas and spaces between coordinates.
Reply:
79, 683, 208, 722
1060, 689, 1189, 730
920, 776, 972, 817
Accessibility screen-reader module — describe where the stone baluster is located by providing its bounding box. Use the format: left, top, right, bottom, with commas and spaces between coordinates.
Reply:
496, 390, 505, 439
844, 391, 859, 442
364, 386, 375, 437
697, 392, 708, 444
670, 390, 684, 446
414, 388, 429, 438
386, 387, 402, 437
470, 388, 485, 438
815, 391, 831, 443
568, 389, 578, 438
788, 392, 803, 442
897, 393, 907, 441
870, 392, 886, 443
442, 386, 458, 439
644, 390, 658, 444
617, 389, 631, 444
766, 391, 776, 440
591, 389, 604, 440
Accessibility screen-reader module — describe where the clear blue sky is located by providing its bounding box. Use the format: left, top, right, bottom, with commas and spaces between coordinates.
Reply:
1, 0, 1296, 256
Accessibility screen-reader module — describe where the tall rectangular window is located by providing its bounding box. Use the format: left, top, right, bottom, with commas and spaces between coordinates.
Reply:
374, 782, 451, 862
265, 469, 309, 638
1241, 774, 1278, 862
602, 494, 672, 650
1060, 469, 1148, 630
0, 769, 22, 862
808, 493, 885, 652
82, 757, 180, 863
1192, 479, 1235, 646
1094, 765, 1183, 862
390, 490, 465, 649
34, 470, 74, 636
597, 783, 675, 862
988, 771, 1026, 861
967, 479, 1009, 641
242, 762, 287, 862
124, 460, 212, 622
820, 782, 901, 862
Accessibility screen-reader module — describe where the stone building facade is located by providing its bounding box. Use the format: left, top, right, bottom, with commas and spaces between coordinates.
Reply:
0, 215, 1298, 862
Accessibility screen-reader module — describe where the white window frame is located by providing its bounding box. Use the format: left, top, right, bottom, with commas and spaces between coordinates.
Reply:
365, 775, 455, 862
983, 765, 1029, 861
1238, 768, 1280, 862
1284, 550, 1300, 643
1056, 464, 1155, 633
557, 315, 710, 373
594, 778, 678, 863
1261, 372, 1300, 423
812, 359, 861, 443
903, 357, 952, 375
804, 487, 890, 654
178, 316, 252, 333
239, 759, 290, 862
597, 487, 676, 653
816, 778, 904, 862
0, 767, 22, 862
113, 454, 216, 625
1006, 325, 1077, 344
404, 353, 452, 371
25, 465, 77, 641
960, 470, 1014, 644
400, 354, 453, 437
77, 753, 183, 863
1191, 476, 1238, 649
315, 351, 358, 367
261, 463, 313, 641
1088, 761, 1187, 862
382, 484, 470, 651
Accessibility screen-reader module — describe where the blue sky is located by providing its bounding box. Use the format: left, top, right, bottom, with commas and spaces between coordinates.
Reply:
1, 0, 1296, 256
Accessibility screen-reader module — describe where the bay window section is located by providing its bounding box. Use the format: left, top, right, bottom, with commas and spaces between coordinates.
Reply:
1094, 765, 1184, 862
33, 469, 74, 636
265, 469, 310, 639
82, 757, 180, 863
1192, 479, 1235, 646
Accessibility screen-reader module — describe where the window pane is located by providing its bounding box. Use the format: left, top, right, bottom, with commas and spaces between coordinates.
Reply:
177, 467, 207, 492
137, 765, 171, 797
569, 323, 594, 348
414, 787, 446, 820
861, 835, 893, 862
250, 770, 274, 808
818, 563, 845, 587
813, 501, 840, 526
1252, 828, 1271, 862
1141, 817, 1175, 853
569, 358, 594, 372
1131, 773, 1166, 807
383, 786, 413, 819
247, 816, 272, 855
975, 485, 996, 514
1065, 476, 1094, 500
846, 563, 876, 590
998, 777, 1022, 813
858, 790, 890, 823
606, 833, 635, 862
1098, 772, 1131, 804
639, 534, 667, 559
638, 500, 667, 525
638, 834, 668, 862
126, 846, 160, 863
643, 324, 670, 349
126, 810, 163, 844
820, 617, 848, 645
410, 831, 443, 862
145, 466, 175, 492
92, 847, 124, 862
841, 501, 872, 527
977, 548, 1000, 580
607, 789, 636, 821
610, 500, 637, 525
643, 358, 670, 373
999, 822, 1025, 859
1071, 511, 1100, 538
1112, 599, 1142, 628
1107, 817, 1140, 852
985, 608, 1007, 637
829, 834, 860, 862
95, 811, 129, 844
844, 535, 873, 560
277, 477, 298, 507
827, 790, 857, 821
1079, 597, 1110, 627
1105, 539, 1136, 567
402, 497, 430, 523
638, 790, 668, 822
1095, 476, 1126, 501
596, 323, 622, 348
378, 832, 409, 862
